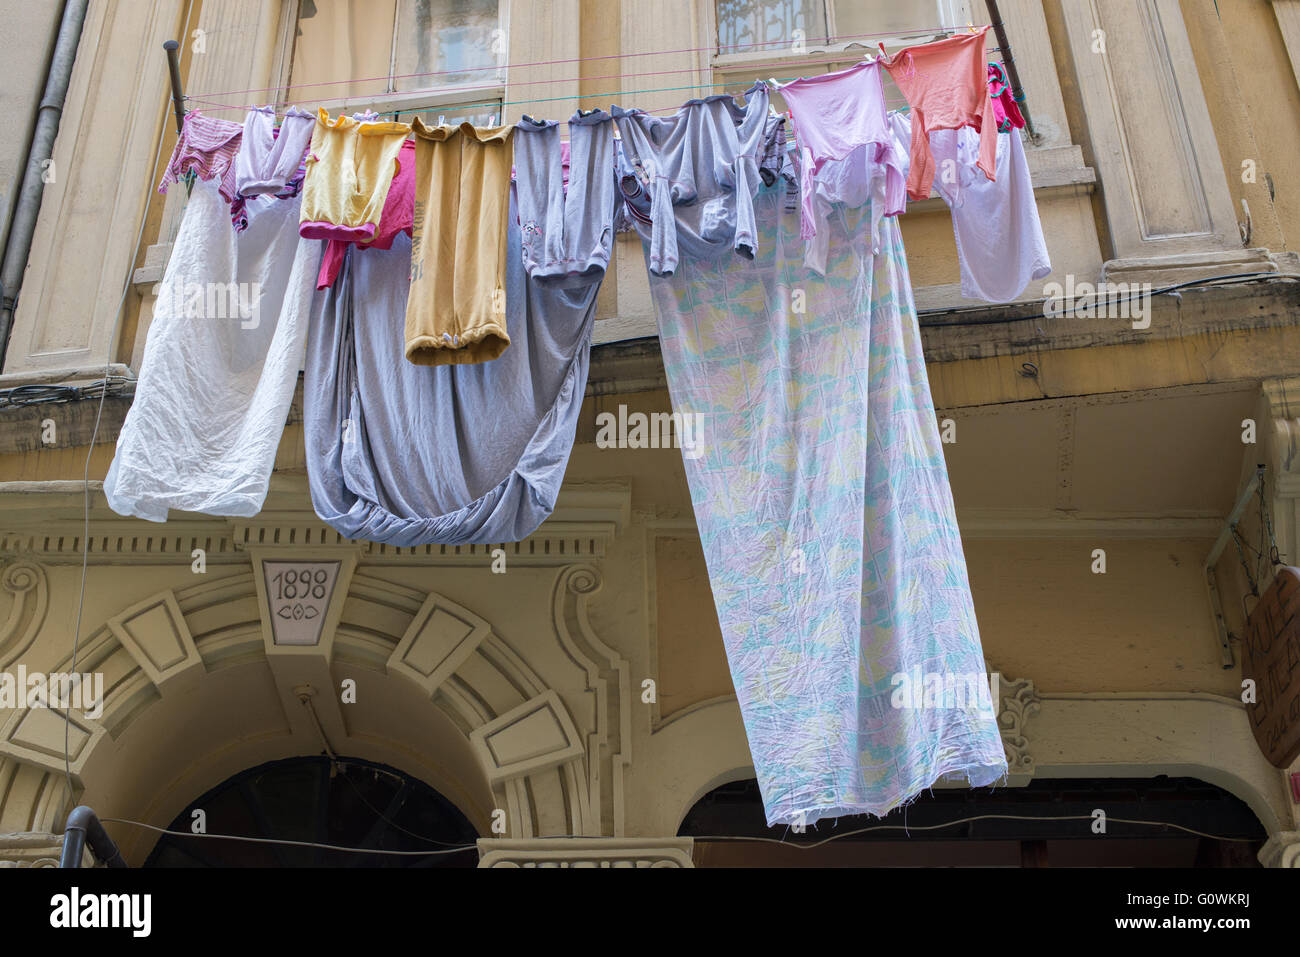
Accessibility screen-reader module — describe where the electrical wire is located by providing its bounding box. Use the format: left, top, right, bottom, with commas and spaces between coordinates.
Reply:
689, 814, 1262, 847
194, 24, 990, 101
182, 75, 944, 118
99, 818, 477, 858
332, 760, 477, 849
183, 44, 1005, 116
0, 377, 132, 409
91, 808, 1258, 863
916, 271, 1300, 324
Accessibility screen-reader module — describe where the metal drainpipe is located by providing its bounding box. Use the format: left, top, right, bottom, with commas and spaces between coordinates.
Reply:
0, 0, 91, 371
60, 805, 128, 868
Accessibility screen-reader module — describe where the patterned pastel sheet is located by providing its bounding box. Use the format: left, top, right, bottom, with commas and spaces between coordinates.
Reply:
642, 184, 1007, 826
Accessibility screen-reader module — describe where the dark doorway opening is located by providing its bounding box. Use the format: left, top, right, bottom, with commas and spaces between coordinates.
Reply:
145, 755, 479, 867
679, 776, 1267, 867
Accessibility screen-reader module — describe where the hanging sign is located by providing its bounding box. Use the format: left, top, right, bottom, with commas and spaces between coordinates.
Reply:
1242, 566, 1300, 768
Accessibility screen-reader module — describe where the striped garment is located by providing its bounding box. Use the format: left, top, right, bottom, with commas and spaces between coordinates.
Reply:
158, 110, 243, 205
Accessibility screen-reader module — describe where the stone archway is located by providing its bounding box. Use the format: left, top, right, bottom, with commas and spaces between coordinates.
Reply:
0, 548, 634, 864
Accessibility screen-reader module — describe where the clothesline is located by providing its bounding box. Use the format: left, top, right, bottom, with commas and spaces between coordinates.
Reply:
192, 23, 992, 101
184, 54, 1004, 120
183, 87, 920, 123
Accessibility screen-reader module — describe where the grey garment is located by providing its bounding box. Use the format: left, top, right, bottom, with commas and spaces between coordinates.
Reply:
611, 83, 771, 276
514, 109, 618, 285
236, 106, 315, 196
304, 194, 599, 546
758, 110, 787, 187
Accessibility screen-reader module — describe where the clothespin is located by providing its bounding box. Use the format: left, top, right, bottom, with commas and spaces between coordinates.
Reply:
967, 21, 977, 34
877, 40, 888, 62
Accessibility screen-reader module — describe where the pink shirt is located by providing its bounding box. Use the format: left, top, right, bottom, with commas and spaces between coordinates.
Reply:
883, 26, 998, 201
775, 59, 906, 252
158, 110, 243, 204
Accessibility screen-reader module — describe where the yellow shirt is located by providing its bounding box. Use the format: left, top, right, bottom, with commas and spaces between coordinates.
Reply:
300, 109, 410, 243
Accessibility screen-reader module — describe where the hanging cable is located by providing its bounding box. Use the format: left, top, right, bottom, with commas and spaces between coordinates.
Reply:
1232, 525, 1258, 596
92, 808, 1259, 863
100, 818, 477, 858
194, 24, 990, 101
1258, 473, 1281, 567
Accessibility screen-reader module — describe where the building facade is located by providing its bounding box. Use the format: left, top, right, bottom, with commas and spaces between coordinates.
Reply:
0, 0, 1298, 867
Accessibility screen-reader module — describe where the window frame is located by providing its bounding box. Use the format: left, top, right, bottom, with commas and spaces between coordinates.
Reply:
276, 0, 510, 122
707, 0, 976, 72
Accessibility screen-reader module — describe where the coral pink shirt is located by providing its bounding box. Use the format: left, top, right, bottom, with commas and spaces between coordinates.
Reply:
883, 26, 998, 201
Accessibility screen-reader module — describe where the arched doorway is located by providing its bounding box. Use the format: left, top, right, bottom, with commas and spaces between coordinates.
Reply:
679, 776, 1268, 867
144, 756, 479, 867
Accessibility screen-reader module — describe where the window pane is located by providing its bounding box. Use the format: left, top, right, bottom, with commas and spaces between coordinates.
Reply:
288, 0, 398, 102
393, 0, 501, 92
386, 102, 503, 127
832, 0, 969, 44
716, 0, 828, 55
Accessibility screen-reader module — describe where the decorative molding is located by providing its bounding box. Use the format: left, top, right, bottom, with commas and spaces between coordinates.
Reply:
0, 697, 106, 782
469, 689, 586, 783
387, 593, 493, 697
0, 563, 628, 837
0, 365, 134, 390
259, 560, 342, 647
0, 560, 48, 668
0, 482, 634, 567
1101, 248, 1278, 285
551, 564, 633, 835
951, 509, 1222, 540
0, 832, 71, 868
476, 837, 694, 868
250, 548, 357, 663
107, 592, 203, 691
1258, 830, 1300, 868
989, 669, 1042, 779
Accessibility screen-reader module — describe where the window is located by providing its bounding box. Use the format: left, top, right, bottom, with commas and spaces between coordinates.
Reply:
714, 0, 974, 58
710, 0, 978, 115
716, 0, 828, 55
285, 0, 504, 126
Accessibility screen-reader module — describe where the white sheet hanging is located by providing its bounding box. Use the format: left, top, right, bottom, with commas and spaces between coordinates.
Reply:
105, 178, 322, 520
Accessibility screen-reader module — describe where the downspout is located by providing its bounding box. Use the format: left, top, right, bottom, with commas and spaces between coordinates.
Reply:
60, 805, 128, 868
0, 0, 91, 370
